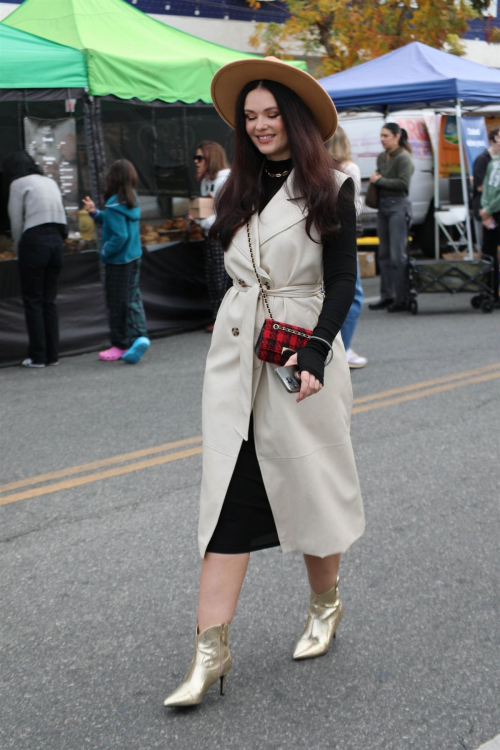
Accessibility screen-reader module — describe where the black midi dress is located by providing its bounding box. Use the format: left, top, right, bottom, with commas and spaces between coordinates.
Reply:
206, 158, 358, 554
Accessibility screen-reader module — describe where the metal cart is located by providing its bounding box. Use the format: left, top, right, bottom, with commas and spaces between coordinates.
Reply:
407, 255, 495, 314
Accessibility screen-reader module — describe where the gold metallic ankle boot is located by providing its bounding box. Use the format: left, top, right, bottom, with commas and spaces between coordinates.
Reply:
293, 578, 343, 660
163, 623, 231, 707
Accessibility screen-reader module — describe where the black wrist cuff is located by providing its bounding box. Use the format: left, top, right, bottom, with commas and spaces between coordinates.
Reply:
297, 348, 325, 386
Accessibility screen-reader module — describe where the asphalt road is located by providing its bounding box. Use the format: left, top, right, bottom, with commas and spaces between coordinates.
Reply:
1, 276, 499, 750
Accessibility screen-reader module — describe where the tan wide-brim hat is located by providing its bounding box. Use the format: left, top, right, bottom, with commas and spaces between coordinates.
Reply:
211, 56, 337, 143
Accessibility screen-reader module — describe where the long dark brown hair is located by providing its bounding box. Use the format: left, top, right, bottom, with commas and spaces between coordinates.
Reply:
210, 79, 342, 249
104, 159, 138, 208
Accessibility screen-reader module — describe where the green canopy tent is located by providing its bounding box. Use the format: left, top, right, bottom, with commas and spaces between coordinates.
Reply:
0, 0, 308, 367
2, 0, 307, 202
0, 23, 87, 100
3, 0, 306, 104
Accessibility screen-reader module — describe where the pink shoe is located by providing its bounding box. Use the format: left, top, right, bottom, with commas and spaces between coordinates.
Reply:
99, 346, 127, 361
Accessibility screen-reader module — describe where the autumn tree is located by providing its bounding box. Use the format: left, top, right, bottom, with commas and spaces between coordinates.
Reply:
247, 0, 493, 76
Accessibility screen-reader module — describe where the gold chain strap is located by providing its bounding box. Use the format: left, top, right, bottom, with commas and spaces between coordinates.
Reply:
246, 222, 274, 320
245, 222, 311, 339
275, 325, 310, 338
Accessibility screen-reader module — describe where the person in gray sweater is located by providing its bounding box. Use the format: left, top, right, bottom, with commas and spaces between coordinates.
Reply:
3, 151, 67, 367
368, 123, 414, 312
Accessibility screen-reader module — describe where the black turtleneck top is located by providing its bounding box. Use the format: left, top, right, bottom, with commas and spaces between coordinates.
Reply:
260, 158, 357, 384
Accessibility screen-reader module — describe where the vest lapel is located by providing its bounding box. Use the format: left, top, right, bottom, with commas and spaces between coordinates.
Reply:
231, 211, 271, 282
258, 171, 306, 245
230, 168, 349, 274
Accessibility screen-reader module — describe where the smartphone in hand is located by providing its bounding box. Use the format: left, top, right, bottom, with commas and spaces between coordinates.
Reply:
275, 365, 301, 393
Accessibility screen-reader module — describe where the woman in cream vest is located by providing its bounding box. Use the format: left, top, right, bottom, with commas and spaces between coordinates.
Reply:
164, 57, 365, 708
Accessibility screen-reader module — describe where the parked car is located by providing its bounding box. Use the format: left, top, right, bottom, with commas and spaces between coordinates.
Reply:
339, 111, 446, 257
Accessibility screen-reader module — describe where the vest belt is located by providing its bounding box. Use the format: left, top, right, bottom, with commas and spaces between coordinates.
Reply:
233, 281, 323, 441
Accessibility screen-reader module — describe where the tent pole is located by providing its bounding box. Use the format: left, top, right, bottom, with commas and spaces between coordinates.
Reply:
455, 100, 474, 259
434, 112, 440, 259
83, 95, 107, 209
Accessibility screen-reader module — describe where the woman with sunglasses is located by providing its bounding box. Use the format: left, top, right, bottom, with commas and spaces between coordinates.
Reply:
193, 141, 231, 330
164, 58, 364, 708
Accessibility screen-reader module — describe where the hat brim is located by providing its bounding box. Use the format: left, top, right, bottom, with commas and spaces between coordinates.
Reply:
210, 58, 337, 143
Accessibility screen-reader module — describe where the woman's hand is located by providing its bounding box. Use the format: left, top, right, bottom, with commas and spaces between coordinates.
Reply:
479, 208, 488, 220
369, 172, 381, 183
284, 353, 323, 404
82, 196, 95, 213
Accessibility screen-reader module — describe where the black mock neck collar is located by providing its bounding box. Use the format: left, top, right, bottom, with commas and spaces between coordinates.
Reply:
265, 156, 293, 172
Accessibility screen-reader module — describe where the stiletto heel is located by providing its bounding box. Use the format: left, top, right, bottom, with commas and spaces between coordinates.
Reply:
163, 623, 232, 707
293, 576, 343, 660
220, 674, 227, 696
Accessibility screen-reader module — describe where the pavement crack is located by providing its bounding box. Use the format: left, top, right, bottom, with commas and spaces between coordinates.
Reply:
0, 498, 145, 544
0, 480, 200, 545
457, 718, 476, 750
472, 396, 498, 411
1, 524, 46, 544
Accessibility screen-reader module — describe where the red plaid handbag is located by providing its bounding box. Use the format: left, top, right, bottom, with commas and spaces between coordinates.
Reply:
255, 319, 312, 366
246, 223, 313, 366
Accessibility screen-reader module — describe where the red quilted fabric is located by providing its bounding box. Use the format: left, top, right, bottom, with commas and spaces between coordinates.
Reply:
255, 318, 313, 366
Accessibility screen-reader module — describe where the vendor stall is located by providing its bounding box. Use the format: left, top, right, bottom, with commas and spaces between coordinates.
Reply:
318, 42, 500, 259
0, 0, 307, 366
0, 25, 88, 254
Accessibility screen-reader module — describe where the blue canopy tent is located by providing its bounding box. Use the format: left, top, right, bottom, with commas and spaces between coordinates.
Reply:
318, 42, 500, 111
318, 42, 500, 257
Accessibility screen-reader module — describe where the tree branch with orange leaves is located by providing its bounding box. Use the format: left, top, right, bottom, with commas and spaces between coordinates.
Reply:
247, 0, 484, 76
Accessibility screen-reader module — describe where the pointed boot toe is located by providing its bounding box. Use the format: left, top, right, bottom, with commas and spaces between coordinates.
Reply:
163, 623, 231, 708
293, 637, 329, 661
293, 578, 343, 662
163, 684, 198, 708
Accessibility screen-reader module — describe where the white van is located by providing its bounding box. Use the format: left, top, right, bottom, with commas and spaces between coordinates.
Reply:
339, 112, 441, 257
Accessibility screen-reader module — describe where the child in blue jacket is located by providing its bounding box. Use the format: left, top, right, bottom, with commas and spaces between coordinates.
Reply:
83, 160, 150, 363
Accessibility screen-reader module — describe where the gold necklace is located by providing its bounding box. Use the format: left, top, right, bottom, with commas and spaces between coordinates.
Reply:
264, 165, 290, 178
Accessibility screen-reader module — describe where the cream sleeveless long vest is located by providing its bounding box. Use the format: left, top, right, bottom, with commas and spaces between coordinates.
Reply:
198, 170, 365, 558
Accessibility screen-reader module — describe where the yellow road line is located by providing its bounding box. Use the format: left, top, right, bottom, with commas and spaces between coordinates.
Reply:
352, 371, 500, 414
0, 435, 202, 494
353, 362, 500, 405
0, 446, 203, 507
4, 363, 495, 495
1, 364, 499, 507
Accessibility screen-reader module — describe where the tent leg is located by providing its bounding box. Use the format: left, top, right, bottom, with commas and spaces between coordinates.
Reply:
434, 112, 440, 260
455, 100, 474, 259
84, 95, 107, 209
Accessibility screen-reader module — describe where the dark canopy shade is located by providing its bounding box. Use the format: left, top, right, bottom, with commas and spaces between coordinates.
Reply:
318, 42, 500, 111
0, 23, 87, 90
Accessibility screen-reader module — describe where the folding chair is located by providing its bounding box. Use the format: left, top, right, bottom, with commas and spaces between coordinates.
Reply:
434, 206, 468, 253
